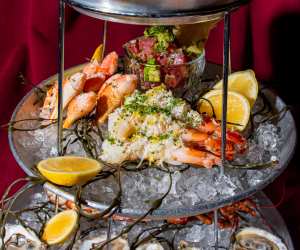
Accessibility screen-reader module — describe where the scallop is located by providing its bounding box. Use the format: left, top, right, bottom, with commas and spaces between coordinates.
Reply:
232, 227, 287, 250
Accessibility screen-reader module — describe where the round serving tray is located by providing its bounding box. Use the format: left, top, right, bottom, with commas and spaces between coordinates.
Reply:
8, 63, 297, 219
7, 185, 295, 250
65, 0, 249, 25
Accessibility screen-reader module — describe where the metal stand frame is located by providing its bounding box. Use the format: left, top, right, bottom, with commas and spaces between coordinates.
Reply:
56, 3, 231, 248
57, 0, 65, 155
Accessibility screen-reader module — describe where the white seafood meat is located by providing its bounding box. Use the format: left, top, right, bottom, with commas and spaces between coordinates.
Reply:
2, 224, 46, 250
232, 227, 287, 250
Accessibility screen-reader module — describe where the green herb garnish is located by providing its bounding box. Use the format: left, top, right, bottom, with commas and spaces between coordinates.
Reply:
144, 26, 175, 52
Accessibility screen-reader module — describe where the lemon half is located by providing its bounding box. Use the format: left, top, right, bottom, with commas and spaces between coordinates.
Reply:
42, 209, 78, 245
198, 90, 250, 131
37, 156, 102, 186
213, 69, 258, 107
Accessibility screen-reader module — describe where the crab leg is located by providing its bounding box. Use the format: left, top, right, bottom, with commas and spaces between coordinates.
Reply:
170, 147, 221, 168
63, 92, 97, 128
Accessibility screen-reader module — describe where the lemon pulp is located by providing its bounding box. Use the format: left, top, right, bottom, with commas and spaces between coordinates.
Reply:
37, 156, 102, 186
213, 69, 258, 108
42, 209, 78, 245
198, 90, 250, 131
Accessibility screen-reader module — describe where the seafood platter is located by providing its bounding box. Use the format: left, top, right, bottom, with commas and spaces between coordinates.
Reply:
1, 0, 296, 249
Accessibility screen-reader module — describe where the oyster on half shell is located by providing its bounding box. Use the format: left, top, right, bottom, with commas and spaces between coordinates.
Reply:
1, 224, 46, 250
73, 234, 129, 250
232, 227, 287, 250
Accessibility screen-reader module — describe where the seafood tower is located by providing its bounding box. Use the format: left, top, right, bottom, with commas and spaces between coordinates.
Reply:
4, 0, 296, 249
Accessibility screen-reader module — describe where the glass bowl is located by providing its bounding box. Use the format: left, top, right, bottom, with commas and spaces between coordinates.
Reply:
123, 42, 206, 97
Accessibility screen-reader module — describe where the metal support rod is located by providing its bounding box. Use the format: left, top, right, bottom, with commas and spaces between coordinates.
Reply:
102, 21, 108, 60
213, 209, 219, 249
57, 0, 65, 156
220, 12, 231, 175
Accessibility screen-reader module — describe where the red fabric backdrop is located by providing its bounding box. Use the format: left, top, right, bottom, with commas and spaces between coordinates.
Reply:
1, 0, 300, 247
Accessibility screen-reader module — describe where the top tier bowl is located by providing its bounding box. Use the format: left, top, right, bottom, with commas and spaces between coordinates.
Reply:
64, 0, 249, 24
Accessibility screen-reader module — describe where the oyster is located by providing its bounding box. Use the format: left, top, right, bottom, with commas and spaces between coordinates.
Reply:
2, 224, 46, 250
232, 227, 287, 250
178, 240, 200, 250
73, 234, 129, 250
136, 240, 164, 250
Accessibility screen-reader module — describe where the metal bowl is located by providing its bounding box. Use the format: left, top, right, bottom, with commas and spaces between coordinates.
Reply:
65, 0, 249, 25
8, 63, 297, 219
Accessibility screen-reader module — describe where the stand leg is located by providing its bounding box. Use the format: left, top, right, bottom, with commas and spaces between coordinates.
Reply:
220, 12, 231, 175
102, 21, 108, 60
213, 209, 219, 249
57, 0, 65, 156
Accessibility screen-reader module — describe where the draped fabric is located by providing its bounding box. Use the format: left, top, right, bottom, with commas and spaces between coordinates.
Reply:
1, 0, 300, 246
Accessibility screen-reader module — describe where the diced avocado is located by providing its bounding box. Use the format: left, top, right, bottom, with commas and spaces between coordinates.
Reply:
144, 65, 161, 82
186, 41, 204, 56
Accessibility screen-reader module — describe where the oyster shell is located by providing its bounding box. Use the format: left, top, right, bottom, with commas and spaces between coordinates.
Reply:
136, 240, 164, 250
73, 234, 129, 250
2, 224, 46, 250
232, 227, 287, 250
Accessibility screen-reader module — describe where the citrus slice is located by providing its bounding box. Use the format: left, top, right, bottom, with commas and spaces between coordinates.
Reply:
198, 90, 250, 131
213, 69, 259, 107
42, 209, 78, 245
37, 156, 102, 186
91, 44, 103, 63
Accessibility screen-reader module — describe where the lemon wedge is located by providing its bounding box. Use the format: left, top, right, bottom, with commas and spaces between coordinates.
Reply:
42, 209, 78, 245
91, 44, 104, 63
37, 156, 102, 186
213, 70, 259, 107
198, 90, 250, 131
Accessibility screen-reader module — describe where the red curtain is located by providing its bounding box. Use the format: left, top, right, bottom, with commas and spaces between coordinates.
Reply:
1, 0, 300, 246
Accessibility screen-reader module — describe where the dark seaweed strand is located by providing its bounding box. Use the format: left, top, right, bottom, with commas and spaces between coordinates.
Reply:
258, 106, 290, 124
73, 119, 96, 159
130, 224, 170, 248
252, 92, 271, 117
0, 183, 37, 250
66, 186, 83, 250
224, 160, 277, 170
18, 72, 51, 106
1, 118, 57, 132
72, 117, 103, 160
80, 165, 121, 221
131, 223, 186, 249
95, 172, 173, 250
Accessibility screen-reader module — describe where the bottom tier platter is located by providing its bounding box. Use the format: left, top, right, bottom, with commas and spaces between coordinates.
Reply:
3, 185, 293, 249
8, 63, 296, 219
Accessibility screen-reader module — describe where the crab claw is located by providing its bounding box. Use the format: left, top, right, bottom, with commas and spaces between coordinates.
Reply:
96, 74, 137, 125
170, 147, 221, 168
50, 72, 86, 120
63, 92, 97, 128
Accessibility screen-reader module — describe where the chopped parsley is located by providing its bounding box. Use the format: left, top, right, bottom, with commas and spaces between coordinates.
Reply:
144, 26, 175, 52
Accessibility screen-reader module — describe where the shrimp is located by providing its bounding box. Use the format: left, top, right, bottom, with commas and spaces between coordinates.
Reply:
96, 74, 138, 125
63, 92, 97, 128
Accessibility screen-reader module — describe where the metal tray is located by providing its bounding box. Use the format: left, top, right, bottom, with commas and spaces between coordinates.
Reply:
7, 185, 295, 250
8, 63, 297, 219
65, 0, 249, 24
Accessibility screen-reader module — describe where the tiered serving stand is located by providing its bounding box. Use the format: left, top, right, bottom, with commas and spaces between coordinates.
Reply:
7, 0, 297, 249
